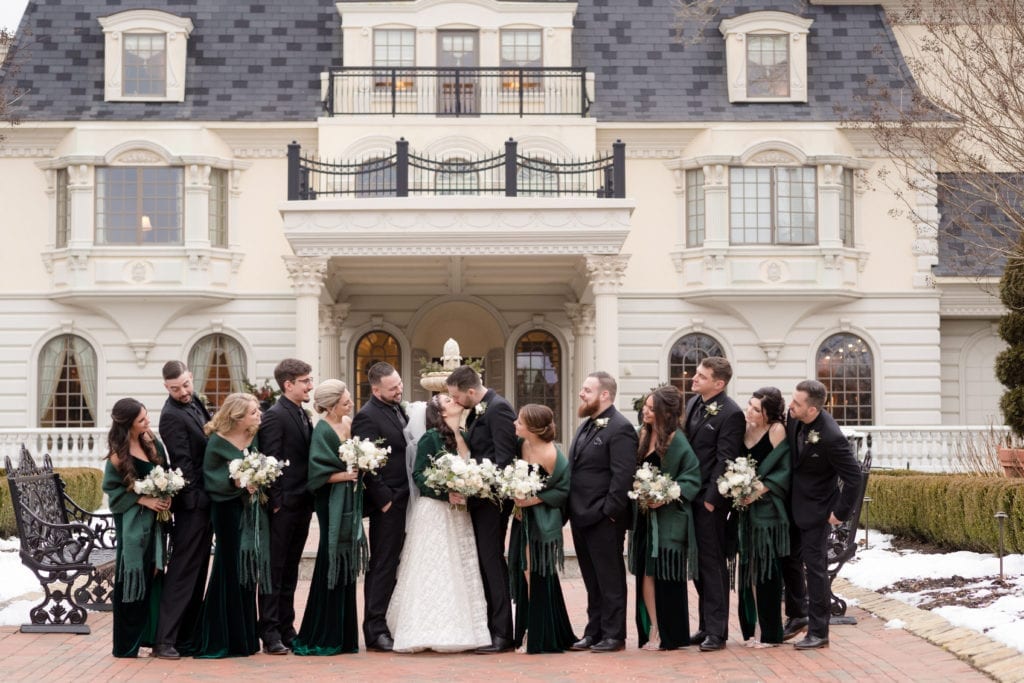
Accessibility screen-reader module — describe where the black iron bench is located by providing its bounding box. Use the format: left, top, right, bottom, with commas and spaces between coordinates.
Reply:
4, 445, 116, 634
828, 434, 873, 624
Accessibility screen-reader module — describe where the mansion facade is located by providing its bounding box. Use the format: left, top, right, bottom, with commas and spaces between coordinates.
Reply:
0, 0, 1004, 443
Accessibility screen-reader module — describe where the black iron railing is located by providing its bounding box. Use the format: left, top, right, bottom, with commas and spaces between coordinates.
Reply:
323, 67, 590, 117
287, 139, 625, 200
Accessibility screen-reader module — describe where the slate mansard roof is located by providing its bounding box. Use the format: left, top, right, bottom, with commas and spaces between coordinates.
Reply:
2, 0, 921, 123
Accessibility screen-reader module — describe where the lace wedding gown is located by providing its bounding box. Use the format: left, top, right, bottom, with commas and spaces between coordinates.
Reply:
385, 496, 492, 652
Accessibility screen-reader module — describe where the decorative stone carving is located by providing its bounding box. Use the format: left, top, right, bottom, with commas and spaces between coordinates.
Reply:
283, 256, 328, 296
127, 340, 154, 368
748, 151, 800, 166
765, 260, 783, 282
758, 341, 784, 368
113, 150, 163, 165
564, 302, 596, 337
584, 254, 630, 294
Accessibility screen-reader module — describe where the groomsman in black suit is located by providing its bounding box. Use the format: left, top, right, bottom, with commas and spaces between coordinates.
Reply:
257, 358, 315, 655
152, 361, 212, 660
786, 380, 862, 650
446, 365, 517, 654
567, 371, 638, 653
352, 361, 409, 652
685, 357, 745, 652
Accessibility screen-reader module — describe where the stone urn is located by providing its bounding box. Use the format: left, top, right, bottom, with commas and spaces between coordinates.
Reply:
998, 447, 1024, 478
419, 337, 464, 393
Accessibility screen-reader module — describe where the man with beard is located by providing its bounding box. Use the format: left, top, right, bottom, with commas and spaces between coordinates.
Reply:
152, 361, 212, 659
352, 361, 409, 652
257, 358, 315, 654
567, 371, 638, 653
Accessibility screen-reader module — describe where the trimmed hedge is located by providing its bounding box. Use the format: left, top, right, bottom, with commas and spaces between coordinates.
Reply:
865, 473, 1024, 554
0, 468, 104, 539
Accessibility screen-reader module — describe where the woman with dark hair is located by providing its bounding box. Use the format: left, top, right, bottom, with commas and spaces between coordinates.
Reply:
194, 392, 263, 658
629, 385, 701, 651
292, 379, 362, 656
508, 403, 576, 654
386, 393, 490, 652
736, 386, 791, 647
102, 397, 170, 658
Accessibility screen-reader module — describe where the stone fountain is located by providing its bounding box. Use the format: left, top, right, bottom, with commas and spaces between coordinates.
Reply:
419, 337, 463, 393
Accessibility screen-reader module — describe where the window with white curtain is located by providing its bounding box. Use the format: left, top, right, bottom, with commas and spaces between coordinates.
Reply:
188, 334, 247, 410
38, 334, 98, 428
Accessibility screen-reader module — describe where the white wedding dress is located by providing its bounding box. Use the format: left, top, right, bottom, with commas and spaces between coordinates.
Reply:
385, 404, 491, 653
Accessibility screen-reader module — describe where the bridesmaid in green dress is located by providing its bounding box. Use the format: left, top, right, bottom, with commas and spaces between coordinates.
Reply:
103, 397, 170, 658
292, 379, 363, 655
194, 392, 263, 658
509, 404, 577, 654
629, 386, 701, 651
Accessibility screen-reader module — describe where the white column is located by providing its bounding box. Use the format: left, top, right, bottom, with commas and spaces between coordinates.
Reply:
284, 256, 328, 381
584, 254, 629, 377
67, 164, 94, 250
318, 302, 351, 382
184, 164, 211, 249
565, 302, 595, 430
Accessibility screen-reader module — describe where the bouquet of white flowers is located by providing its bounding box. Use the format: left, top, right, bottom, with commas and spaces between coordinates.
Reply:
628, 461, 682, 511
338, 436, 390, 474
422, 452, 500, 510
716, 456, 761, 510
132, 465, 187, 522
496, 459, 548, 504
229, 449, 289, 504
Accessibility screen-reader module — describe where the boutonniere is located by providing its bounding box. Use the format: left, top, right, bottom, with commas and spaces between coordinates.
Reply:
594, 418, 609, 430
806, 430, 820, 445
400, 400, 409, 413
475, 401, 487, 417
704, 401, 720, 417
196, 394, 209, 409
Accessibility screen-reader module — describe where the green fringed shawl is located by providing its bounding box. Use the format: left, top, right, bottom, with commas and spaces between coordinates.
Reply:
412, 430, 453, 501
509, 448, 570, 602
308, 420, 368, 588
628, 429, 702, 582
738, 439, 791, 584
102, 447, 166, 603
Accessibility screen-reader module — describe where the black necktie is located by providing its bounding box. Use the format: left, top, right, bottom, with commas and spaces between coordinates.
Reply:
796, 423, 806, 455
687, 399, 703, 435
392, 404, 407, 427
188, 400, 206, 426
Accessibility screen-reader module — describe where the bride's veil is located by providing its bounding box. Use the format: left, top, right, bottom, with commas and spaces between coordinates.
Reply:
402, 400, 428, 518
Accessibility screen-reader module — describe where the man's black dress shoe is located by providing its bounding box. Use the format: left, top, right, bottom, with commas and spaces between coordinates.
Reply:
782, 617, 809, 641
689, 630, 707, 646
151, 644, 180, 660
263, 640, 289, 655
794, 635, 829, 650
589, 638, 625, 653
698, 635, 727, 651
367, 633, 395, 652
475, 636, 513, 654
570, 636, 596, 651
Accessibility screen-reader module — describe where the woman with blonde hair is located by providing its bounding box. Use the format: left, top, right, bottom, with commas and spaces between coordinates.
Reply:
195, 393, 263, 658
292, 379, 363, 655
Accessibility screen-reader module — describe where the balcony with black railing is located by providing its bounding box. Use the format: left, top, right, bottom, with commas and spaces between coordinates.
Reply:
322, 67, 591, 117
286, 138, 625, 201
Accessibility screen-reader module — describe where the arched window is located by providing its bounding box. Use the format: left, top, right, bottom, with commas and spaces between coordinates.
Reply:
435, 157, 479, 195
188, 333, 247, 410
514, 330, 561, 414
38, 334, 98, 427
355, 157, 396, 197
816, 333, 873, 425
355, 331, 401, 410
668, 333, 725, 405
517, 158, 558, 197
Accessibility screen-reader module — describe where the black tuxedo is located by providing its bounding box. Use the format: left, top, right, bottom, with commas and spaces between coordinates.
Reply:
568, 405, 638, 641
464, 389, 517, 641
684, 391, 744, 641
351, 395, 409, 644
257, 396, 314, 646
155, 395, 212, 652
786, 410, 862, 639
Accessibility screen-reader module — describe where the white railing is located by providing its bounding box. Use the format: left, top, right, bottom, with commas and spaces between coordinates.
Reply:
855, 426, 1011, 473
0, 429, 109, 470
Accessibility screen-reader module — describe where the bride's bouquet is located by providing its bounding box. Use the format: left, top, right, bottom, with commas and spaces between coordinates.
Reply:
716, 456, 761, 510
628, 461, 682, 512
496, 459, 547, 511
338, 436, 390, 474
422, 451, 500, 510
229, 449, 289, 505
132, 465, 187, 522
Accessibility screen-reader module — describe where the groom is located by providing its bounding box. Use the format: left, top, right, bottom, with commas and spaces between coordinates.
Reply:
446, 365, 516, 654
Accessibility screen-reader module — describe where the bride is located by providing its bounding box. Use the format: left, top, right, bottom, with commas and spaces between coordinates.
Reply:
385, 393, 491, 652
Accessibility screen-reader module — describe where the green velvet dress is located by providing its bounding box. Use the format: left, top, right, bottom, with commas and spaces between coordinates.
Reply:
509, 448, 577, 654
103, 445, 166, 658
194, 433, 260, 658
737, 432, 791, 645
292, 419, 364, 655
628, 429, 701, 650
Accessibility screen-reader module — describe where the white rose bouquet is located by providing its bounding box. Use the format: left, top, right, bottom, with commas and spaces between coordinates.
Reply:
229, 449, 289, 505
497, 459, 548, 512
628, 461, 682, 511
423, 451, 500, 510
338, 436, 390, 474
132, 465, 187, 522
716, 456, 761, 510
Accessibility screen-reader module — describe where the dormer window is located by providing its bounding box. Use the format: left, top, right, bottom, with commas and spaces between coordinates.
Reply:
99, 10, 193, 103
719, 11, 813, 103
